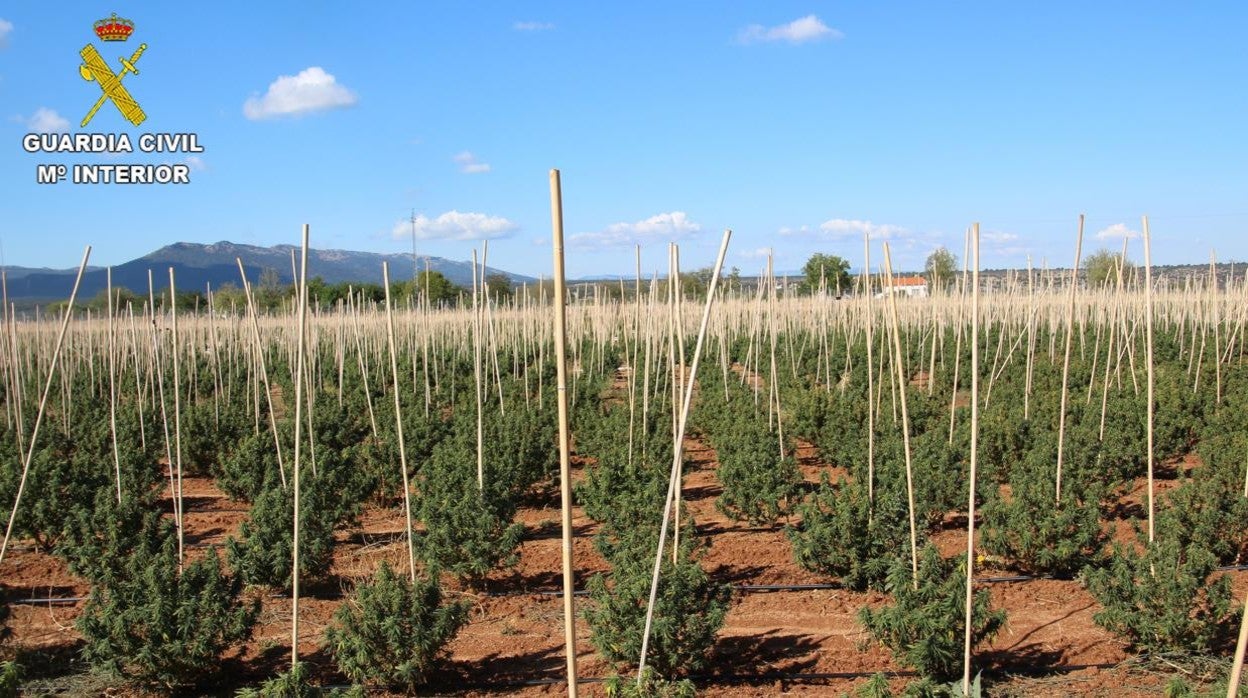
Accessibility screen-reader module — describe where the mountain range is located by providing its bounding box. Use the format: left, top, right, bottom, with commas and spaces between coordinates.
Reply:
1, 241, 536, 302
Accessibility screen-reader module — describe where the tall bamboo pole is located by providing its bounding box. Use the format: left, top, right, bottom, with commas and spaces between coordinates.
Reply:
0, 247, 91, 566
237, 259, 288, 487
638, 230, 731, 681
290, 225, 310, 670
107, 268, 122, 503
961, 224, 981, 695
864, 234, 875, 506
549, 169, 580, 698
472, 249, 484, 490
382, 263, 418, 582
1142, 216, 1156, 546
882, 244, 920, 586
1055, 215, 1084, 500
169, 268, 186, 566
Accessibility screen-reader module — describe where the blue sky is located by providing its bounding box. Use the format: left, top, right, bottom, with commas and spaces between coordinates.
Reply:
1, 3, 1245, 279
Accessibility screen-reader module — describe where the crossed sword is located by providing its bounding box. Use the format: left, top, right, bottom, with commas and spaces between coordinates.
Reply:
79, 43, 147, 127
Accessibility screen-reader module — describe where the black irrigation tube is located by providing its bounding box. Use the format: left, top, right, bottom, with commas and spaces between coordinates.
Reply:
11, 563, 1248, 606
13, 663, 1129, 695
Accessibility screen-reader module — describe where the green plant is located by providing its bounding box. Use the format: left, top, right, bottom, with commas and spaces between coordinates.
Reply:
228, 448, 366, 590
236, 662, 365, 697
585, 532, 730, 679
854, 672, 893, 698
714, 417, 801, 525
324, 562, 469, 691
77, 536, 257, 687
1157, 462, 1248, 565
0, 660, 20, 697
859, 545, 1005, 681
979, 455, 1106, 575
603, 667, 696, 697
787, 474, 909, 591
416, 437, 524, 585
1082, 539, 1233, 654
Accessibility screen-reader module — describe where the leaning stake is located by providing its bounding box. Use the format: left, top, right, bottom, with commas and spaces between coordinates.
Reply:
638, 229, 732, 681
382, 262, 418, 582
0, 246, 91, 566
549, 169, 580, 698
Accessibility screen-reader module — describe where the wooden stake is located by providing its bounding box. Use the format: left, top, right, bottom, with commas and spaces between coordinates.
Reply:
882, 244, 920, 587
1055, 215, 1084, 501
0, 247, 91, 566
291, 224, 310, 670
169, 268, 186, 566
237, 259, 288, 488
549, 170, 580, 698
962, 224, 981, 695
1142, 216, 1156, 547
382, 263, 418, 582
638, 230, 731, 681
107, 268, 122, 503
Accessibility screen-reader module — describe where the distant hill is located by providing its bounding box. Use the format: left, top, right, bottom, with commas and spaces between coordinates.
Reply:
1, 241, 536, 303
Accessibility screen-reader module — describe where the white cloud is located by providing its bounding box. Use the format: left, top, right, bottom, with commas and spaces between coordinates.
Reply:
1095, 223, 1141, 240
392, 211, 518, 241
569, 211, 702, 248
243, 67, 357, 120
22, 107, 69, 133
739, 15, 842, 45
739, 247, 775, 260
780, 218, 907, 240
981, 230, 1028, 257
0, 18, 13, 48
453, 151, 491, 174
185, 155, 207, 171
514, 21, 554, 31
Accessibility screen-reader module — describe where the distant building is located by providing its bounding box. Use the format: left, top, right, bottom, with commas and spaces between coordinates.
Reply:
877, 275, 928, 298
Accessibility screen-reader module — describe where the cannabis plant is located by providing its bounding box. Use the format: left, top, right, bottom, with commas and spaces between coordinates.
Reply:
416, 437, 524, 585
603, 667, 696, 698
979, 455, 1106, 576
584, 532, 730, 679
324, 562, 469, 691
78, 535, 257, 687
787, 474, 909, 591
859, 544, 1005, 681
1083, 539, 1233, 654
714, 417, 801, 525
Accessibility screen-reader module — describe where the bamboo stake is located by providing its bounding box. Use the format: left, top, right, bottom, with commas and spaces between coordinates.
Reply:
0, 246, 91, 566
107, 268, 122, 503
882, 244, 920, 587
291, 224, 310, 670
1055, 215, 1084, 501
1142, 216, 1156, 547
237, 259, 288, 488
472, 249, 484, 490
863, 234, 875, 506
962, 224, 981, 696
169, 268, 186, 565
549, 169, 580, 698
1228, 588, 1248, 697
382, 263, 418, 582
638, 229, 731, 682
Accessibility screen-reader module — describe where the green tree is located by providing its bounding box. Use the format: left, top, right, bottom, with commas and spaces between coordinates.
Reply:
414, 270, 462, 307
800, 253, 852, 295
924, 247, 958, 291
484, 273, 514, 302
1084, 249, 1133, 287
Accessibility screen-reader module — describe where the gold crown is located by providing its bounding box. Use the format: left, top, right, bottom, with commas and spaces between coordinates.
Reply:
94, 13, 134, 42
